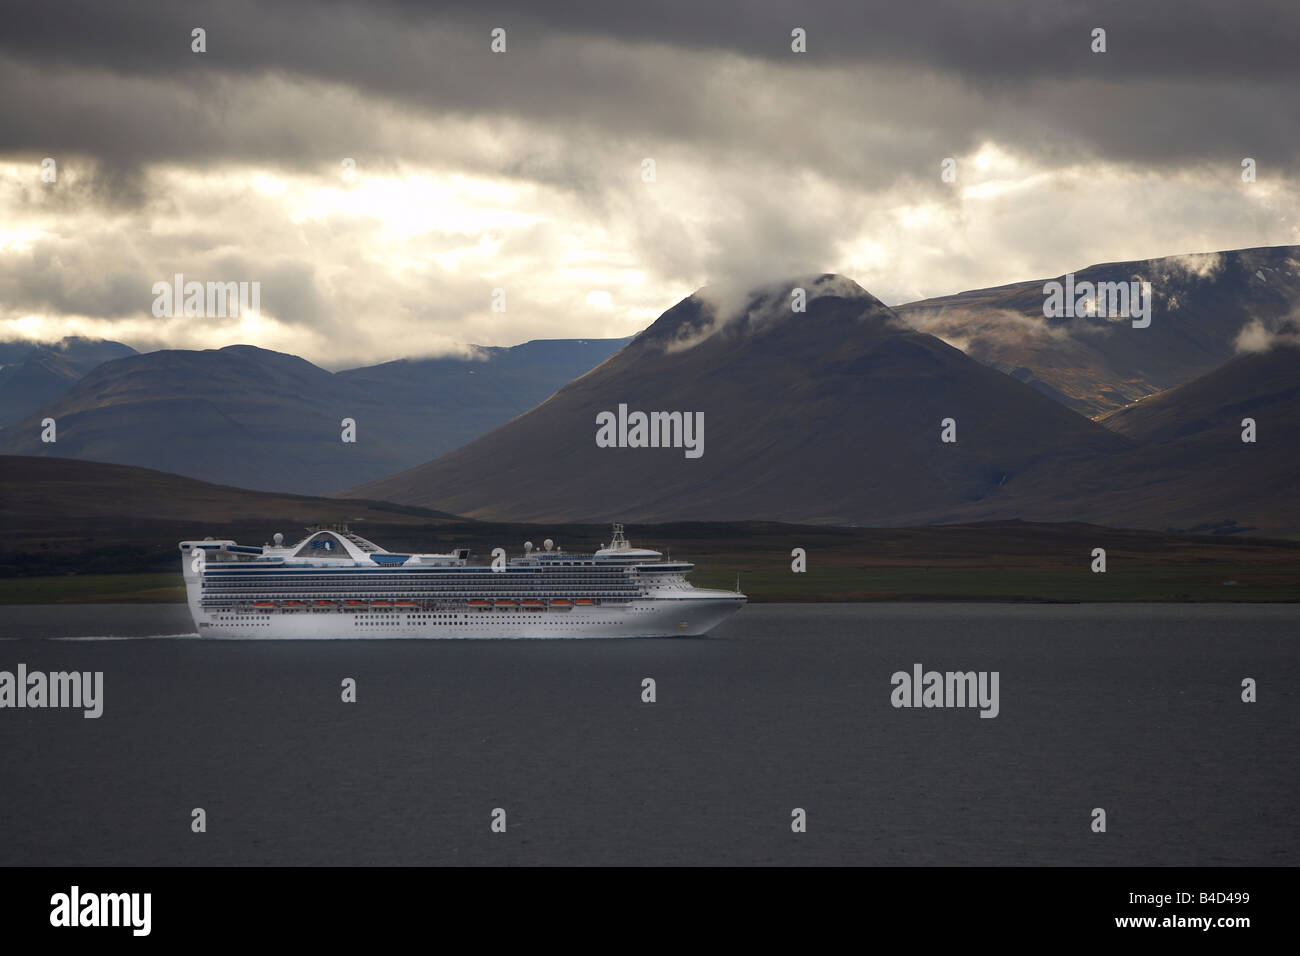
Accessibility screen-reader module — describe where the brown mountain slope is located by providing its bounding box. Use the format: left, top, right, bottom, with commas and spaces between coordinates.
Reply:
344, 275, 1129, 524
0, 454, 458, 525
912, 344, 1300, 534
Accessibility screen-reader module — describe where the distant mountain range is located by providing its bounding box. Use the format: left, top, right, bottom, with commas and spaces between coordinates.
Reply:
895, 245, 1300, 417
0, 338, 629, 494
5, 245, 1296, 535
0, 336, 137, 425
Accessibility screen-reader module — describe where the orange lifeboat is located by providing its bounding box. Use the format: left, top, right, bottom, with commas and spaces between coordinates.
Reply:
549, 599, 572, 608
575, 598, 595, 606
493, 599, 516, 607
394, 600, 418, 608
253, 601, 275, 609
282, 600, 306, 608
344, 599, 367, 607
313, 600, 336, 607
370, 600, 393, 608
521, 599, 544, 609
467, 599, 489, 608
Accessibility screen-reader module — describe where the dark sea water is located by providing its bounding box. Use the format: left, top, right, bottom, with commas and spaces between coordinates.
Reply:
0, 603, 1295, 866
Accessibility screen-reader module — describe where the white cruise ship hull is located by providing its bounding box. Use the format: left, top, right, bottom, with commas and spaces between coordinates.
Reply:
193, 593, 745, 640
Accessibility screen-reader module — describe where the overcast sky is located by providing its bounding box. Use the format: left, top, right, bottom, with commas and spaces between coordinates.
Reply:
1, 0, 1296, 367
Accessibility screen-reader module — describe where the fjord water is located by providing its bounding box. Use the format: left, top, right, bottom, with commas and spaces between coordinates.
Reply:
0, 603, 1294, 866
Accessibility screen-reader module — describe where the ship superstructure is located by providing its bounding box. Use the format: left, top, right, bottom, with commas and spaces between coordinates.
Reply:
179, 524, 745, 638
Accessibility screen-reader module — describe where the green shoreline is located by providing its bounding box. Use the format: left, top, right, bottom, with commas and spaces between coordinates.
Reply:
1, 568, 1295, 606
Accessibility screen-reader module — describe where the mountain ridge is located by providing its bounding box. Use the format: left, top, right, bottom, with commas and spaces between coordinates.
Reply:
0, 337, 631, 493
345, 275, 1131, 524
895, 244, 1300, 416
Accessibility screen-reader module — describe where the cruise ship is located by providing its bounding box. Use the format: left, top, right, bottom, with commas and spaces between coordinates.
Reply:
179, 524, 746, 639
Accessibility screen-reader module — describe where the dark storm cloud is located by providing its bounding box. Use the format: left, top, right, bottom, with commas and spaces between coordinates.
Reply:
11, 0, 1300, 79
1, 0, 1296, 189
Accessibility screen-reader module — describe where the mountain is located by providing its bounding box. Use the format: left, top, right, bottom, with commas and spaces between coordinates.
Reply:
43, 336, 140, 372
0, 338, 628, 494
0, 336, 137, 425
1084, 342, 1300, 533
333, 337, 633, 442
910, 343, 1300, 534
0, 349, 83, 425
344, 275, 1129, 523
895, 245, 1300, 417
1100, 339, 1300, 443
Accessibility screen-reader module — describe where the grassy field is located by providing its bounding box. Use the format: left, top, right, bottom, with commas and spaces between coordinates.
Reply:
691, 566, 1300, 602
0, 573, 186, 605
4, 457, 1297, 604
5, 522, 1294, 606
